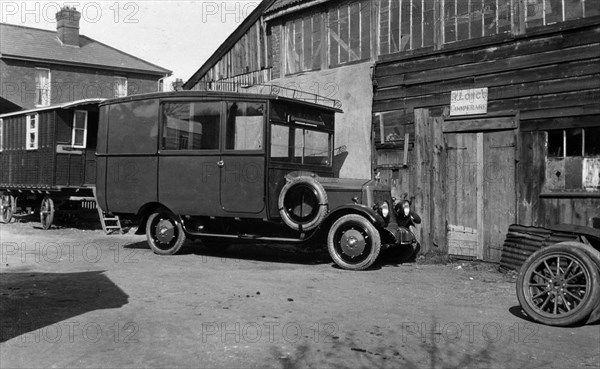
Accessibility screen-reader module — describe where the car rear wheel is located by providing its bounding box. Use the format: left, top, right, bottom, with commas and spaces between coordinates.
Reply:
146, 209, 186, 255
327, 214, 381, 270
516, 244, 600, 326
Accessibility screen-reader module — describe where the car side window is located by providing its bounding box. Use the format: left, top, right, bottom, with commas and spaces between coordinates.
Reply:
225, 102, 264, 151
162, 101, 220, 150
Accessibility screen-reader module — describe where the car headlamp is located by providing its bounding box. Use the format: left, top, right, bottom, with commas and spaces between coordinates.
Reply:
375, 201, 390, 221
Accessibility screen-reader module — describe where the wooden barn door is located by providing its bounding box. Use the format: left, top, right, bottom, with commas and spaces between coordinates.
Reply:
446, 133, 479, 258
445, 130, 516, 261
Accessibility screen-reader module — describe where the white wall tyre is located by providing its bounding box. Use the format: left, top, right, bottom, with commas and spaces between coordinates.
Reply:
327, 214, 381, 270
278, 176, 328, 231
146, 209, 186, 255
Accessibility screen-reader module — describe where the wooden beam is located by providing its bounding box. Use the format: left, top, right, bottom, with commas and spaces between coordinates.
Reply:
402, 132, 409, 165
379, 113, 385, 144
476, 132, 484, 260
443, 117, 517, 133
520, 114, 600, 131
414, 108, 432, 254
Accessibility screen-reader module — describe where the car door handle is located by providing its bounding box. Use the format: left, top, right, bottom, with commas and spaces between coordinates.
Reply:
217, 160, 224, 167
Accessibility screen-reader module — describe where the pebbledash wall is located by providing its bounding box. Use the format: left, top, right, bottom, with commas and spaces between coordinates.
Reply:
267, 63, 374, 179
0, 59, 160, 109
265, 16, 374, 179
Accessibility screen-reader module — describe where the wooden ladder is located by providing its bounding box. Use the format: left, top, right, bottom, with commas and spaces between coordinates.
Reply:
96, 206, 123, 234
93, 188, 122, 234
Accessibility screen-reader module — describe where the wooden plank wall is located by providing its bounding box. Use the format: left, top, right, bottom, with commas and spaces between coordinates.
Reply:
201, 22, 266, 83
518, 130, 600, 227
0, 111, 55, 189
373, 23, 600, 250
413, 109, 446, 254
374, 24, 600, 119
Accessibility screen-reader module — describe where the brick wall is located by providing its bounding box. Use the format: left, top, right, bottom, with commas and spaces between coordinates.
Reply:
0, 59, 162, 110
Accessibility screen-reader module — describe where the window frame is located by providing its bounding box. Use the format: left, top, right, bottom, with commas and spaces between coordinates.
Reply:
159, 100, 223, 153
224, 101, 266, 153
35, 68, 51, 107
26, 113, 39, 150
71, 110, 88, 149
0, 118, 3, 152
114, 76, 128, 98
284, 13, 325, 75
269, 122, 333, 167
546, 127, 600, 158
525, 0, 596, 28
328, 0, 372, 68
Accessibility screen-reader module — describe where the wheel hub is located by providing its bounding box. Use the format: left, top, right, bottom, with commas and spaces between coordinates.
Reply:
548, 276, 566, 292
155, 219, 175, 244
340, 229, 366, 258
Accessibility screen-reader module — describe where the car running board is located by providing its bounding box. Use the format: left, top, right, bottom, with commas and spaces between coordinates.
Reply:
182, 224, 310, 244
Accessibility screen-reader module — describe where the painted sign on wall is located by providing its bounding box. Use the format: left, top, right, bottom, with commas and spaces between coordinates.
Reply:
450, 88, 488, 116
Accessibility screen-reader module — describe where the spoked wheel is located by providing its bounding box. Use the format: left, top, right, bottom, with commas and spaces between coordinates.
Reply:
146, 209, 186, 255
40, 197, 55, 230
1, 194, 16, 224
516, 244, 600, 326
327, 214, 381, 270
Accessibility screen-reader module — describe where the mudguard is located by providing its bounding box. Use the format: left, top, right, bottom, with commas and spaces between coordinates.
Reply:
322, 204, 386, 229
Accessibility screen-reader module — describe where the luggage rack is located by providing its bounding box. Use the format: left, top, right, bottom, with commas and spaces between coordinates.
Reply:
194, 80, 342, 109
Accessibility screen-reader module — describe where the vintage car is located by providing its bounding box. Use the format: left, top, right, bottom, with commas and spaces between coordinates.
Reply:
95, 91, 417, 270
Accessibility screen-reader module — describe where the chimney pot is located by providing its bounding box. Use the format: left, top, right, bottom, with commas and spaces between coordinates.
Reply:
56, 7, 81, 47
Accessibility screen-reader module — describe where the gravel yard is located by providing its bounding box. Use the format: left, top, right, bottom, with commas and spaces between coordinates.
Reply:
1, 220, 598, 369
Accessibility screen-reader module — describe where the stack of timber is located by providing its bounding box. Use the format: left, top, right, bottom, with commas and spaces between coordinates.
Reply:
500, 225, 579, 271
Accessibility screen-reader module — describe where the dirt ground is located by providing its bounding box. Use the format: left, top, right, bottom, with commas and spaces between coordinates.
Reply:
0, 217, 599, 369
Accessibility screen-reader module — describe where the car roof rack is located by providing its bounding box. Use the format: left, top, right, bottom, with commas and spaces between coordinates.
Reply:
193, 81, 342, 110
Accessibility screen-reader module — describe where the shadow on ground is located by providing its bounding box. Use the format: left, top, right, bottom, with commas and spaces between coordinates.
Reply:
0, 271, 128, 342
123, 239, 418, 270
271, 317, 552, 369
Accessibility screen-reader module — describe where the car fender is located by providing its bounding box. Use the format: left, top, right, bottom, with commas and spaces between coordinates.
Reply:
321, 204, 385, 230
134, 202, 172, 235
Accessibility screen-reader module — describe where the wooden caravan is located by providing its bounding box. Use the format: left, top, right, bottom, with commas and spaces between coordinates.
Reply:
0, 99, 103, 229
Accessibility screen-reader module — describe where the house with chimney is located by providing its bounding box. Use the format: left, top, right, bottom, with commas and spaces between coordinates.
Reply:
0, 6, 171, 114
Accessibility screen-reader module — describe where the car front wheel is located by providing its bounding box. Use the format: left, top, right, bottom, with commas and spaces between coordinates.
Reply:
327, 214, 381, 270
146, 209, 186, 255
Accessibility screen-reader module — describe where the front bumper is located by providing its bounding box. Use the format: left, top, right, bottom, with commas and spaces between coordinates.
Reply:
381, 223, 416, 248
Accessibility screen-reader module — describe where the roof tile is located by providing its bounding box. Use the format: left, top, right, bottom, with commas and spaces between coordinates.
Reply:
0, 23, 170, 75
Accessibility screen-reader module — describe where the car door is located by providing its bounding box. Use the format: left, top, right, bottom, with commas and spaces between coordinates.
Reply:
158, 100, 222, 216
219, 101, 266, 214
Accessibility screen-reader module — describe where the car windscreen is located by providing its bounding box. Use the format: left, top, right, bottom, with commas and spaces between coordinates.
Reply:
270, 124, 332, 166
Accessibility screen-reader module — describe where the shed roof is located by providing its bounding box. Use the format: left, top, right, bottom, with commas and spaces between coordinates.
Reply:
183, 0, 279, 89
266, 0, 307, 13
0, 23, 171, 76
